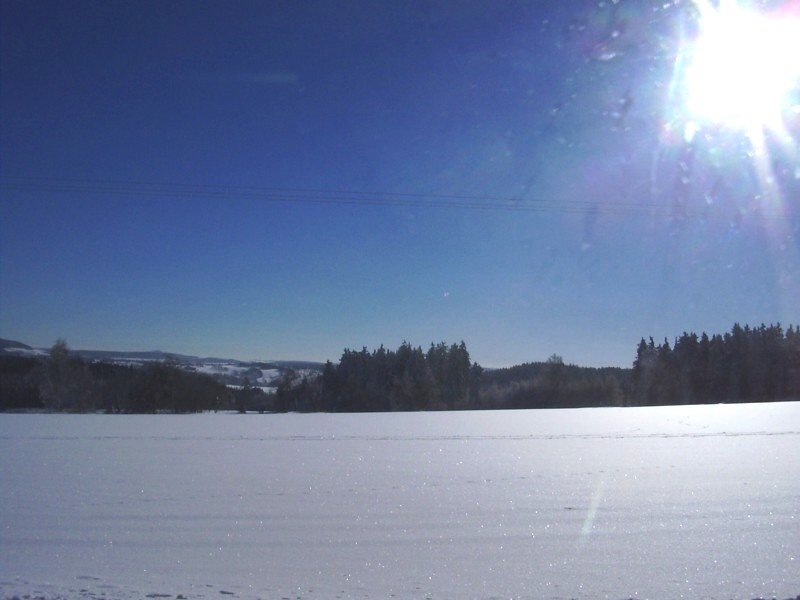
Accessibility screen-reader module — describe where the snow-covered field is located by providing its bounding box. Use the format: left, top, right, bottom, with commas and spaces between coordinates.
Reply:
1, 403, 798, 600
194, 364, 282, 387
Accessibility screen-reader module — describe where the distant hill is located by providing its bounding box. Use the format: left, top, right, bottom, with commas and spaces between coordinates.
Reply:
0, 338, 33, 350
0, 337, 325, 389
482, 361, 631, 387
0, 338, 47, 357
271, 360, 327, 370
71, 349, 201, 363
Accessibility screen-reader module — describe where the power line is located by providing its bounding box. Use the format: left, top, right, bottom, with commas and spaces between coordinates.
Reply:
0, 176, 666, 214
1, 175, 790, 221
1, 175, 654, 208
0, 178, 673, 217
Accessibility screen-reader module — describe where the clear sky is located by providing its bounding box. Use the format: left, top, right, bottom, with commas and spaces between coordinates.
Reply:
1, 1, 798, 367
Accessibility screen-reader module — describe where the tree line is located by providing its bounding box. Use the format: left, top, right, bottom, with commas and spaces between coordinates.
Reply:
1, 324, 798, 413
479, 355, 629, 409
631, 323, 800, 405
272, 342, 482, 412
0, 339, 235, 413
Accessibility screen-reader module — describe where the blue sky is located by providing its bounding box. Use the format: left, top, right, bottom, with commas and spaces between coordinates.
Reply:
1, 1, 798, 367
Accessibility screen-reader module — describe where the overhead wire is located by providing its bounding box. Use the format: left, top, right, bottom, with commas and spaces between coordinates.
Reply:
0, 176, 670, 216
1, 175, 657, 208
0, 175, 791, 221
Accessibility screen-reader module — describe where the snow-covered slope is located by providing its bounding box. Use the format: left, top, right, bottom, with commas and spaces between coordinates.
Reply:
0, 339, 324, 388
1, 402, 798, 599
0, 338, 48, 357
1, 346, 48, 357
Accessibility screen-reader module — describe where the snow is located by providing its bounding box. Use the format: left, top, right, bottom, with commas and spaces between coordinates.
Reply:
194, 363, 249, 376
259, 368, 281, 384
1, 402, 798, 599
194, 364, 281, 387
2, 347, 48, 357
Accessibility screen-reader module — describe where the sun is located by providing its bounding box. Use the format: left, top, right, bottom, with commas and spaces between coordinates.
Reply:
682, 0, 800, 138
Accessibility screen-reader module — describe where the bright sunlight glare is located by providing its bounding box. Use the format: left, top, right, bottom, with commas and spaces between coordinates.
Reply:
684, 0, 800, 136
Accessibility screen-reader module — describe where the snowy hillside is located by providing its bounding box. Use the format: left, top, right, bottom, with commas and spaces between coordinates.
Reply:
0, 338, 324, 389
1, 346, 48, 357
1, 402, 798, 599
0, 338, 48, 357
193, 363, 281, 389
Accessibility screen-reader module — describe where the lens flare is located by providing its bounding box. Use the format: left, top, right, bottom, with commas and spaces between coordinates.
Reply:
662, 1, 800, 320
682, 0, 800, 138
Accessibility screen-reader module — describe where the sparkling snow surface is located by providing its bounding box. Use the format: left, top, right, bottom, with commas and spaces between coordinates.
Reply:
1, 403, 798, 600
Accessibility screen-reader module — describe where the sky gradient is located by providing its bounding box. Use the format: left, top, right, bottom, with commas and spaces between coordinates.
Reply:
2, 0, 799, 367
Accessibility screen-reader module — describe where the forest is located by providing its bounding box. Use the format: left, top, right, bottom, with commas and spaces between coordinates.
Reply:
1, 323, 799, 413
0, 340, 232, 413
631, 323, 800, 405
